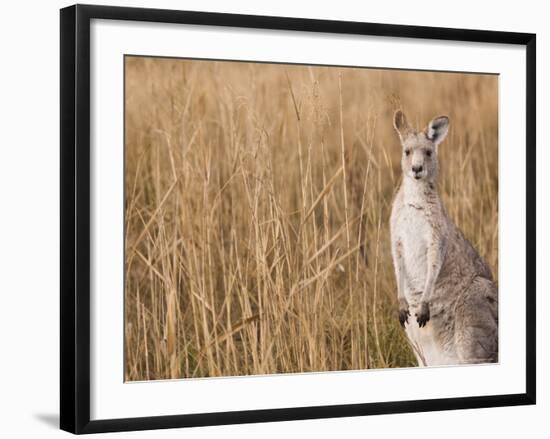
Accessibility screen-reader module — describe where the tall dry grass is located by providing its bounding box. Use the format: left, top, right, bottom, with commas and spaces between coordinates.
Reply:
124, 57, 498, 381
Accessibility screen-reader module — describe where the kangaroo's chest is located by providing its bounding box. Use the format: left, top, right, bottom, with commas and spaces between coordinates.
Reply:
394, 204, 433, 293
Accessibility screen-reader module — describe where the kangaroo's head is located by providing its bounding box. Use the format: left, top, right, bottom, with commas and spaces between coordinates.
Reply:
393, 110, 449, 183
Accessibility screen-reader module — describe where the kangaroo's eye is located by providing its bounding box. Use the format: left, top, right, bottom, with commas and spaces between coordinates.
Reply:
404, 149, 411, 156
426, 150, 432, 157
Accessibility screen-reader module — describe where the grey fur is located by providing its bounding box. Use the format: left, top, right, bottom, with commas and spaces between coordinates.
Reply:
390, 110, 498, 366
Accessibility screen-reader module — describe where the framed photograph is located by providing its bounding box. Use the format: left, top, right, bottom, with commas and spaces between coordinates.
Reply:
60, 4, 536, 434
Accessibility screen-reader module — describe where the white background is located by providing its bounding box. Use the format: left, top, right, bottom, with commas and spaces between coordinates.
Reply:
0, 0, 546, 437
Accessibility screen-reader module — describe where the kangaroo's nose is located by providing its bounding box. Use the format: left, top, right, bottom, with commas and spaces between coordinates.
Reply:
412, 165, 423, 173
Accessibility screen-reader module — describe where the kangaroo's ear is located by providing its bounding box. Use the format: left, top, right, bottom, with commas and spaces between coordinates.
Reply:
426, 116, 449, 146
393, 110, 411, 141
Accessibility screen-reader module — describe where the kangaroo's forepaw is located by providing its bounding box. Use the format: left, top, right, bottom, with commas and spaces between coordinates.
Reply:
398, 299, 410, 327
416, 301, 430, 328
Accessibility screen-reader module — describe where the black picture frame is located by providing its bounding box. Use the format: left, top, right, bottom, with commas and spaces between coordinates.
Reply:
60, 4, 536, 434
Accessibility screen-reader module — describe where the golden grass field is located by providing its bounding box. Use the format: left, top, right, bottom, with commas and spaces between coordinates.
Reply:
124, 56, 498, 381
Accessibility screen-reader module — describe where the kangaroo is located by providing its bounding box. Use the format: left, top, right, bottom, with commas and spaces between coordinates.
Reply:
390, 110, 498, 366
